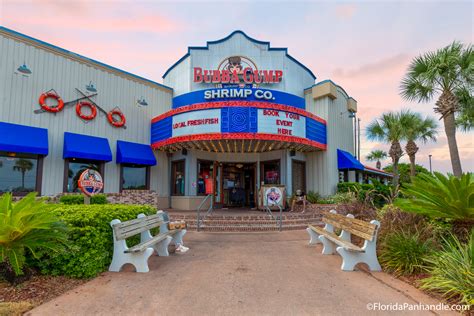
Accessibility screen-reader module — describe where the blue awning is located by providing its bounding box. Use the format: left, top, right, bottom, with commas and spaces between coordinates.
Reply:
116, 140, 156, 166
63, 132, 112, 161
337, 149, 364, 170
0, 121, 48, 155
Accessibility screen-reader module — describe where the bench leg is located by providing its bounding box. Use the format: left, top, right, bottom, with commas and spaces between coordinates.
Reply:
319, 235, 336, 255
109, 247, 154, 273
306, 227, 321, 245
153, 236, 172, 256
336, 247, 382, 272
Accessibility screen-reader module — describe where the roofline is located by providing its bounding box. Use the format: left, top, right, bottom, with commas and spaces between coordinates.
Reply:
304, 79, 357, 102
162, 30, 317, 80
363, 165, 394, 177
0, 26, 173, 92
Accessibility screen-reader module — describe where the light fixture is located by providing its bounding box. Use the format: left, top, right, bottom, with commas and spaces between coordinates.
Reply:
236, 163, 244, 168
86, 81, 97, 92
137, 97, 148, 106
17, 63, 32, 74
340, 110, 356, 118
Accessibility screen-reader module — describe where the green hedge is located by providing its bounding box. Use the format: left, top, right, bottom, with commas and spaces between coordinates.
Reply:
34, 204, 156, 278
60, 194, 108, 205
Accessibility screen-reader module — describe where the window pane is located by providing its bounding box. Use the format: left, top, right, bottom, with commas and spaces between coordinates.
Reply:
122, 166, 147, 190
262, 161, 280, 184
0, 155, 38, 193
67, 161, 100, 193
197, 160, 213, 195
172, 160, 185, 195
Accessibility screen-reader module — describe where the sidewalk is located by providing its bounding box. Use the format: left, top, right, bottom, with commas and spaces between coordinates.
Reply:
28, 231, 457, 316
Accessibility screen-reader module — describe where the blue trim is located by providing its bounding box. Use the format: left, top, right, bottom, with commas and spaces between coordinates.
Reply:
63, 132, 112, 162
151, 116, 172, 143
162, 30, 316, 80
0, 27, 173, 92
337, 149, 364, 170
116, 140, 156, 166
0, 121, 48, 155
306, 118, 327, 145
304, 79, 356, 102
172, 88, 306, 109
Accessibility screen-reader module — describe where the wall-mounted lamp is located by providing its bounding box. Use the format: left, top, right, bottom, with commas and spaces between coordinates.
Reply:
137, 97, 148, 106
340, 110, 355, 118
86, 81, 97, 92
17, 63, 32, 74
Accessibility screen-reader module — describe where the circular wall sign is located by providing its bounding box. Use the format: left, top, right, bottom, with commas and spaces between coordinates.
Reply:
265, 186, 283, 206
78, 169, 104, 196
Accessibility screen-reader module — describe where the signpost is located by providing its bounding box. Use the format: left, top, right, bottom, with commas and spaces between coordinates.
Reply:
77, 169, 104, 204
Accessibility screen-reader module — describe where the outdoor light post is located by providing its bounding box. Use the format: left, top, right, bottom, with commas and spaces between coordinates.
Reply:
357, 118, 361, 161
429, 154, 432, 173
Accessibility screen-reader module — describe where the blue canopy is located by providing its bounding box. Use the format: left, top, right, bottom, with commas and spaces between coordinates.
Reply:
116, 140, 156, 166
337, 149, 364, 170
63, 132, 112, 161
0, 121, 48, 155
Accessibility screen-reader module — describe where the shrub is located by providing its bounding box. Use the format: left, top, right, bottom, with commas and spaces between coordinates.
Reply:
60, 194, 108, 205
306, 191, 320, 204
33, 204, 156, 278
395, 172, 474, 241
421, 231, 474, 305
379, 230, 434, 276
0, 193, 68, 284
337, 182, 392, 208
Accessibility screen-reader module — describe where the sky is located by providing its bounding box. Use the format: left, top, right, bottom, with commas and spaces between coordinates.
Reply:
0, 0, 473, 174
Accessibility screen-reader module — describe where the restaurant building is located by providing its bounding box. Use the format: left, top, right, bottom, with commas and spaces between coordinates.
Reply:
0, 27, 391, 209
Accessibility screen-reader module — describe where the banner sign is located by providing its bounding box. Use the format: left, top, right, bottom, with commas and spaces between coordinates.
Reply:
172, 88, 306, 109
258, 109, 306, 138
172, 109, 221, 137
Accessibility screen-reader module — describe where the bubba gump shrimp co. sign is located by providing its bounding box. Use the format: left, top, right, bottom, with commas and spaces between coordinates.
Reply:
78, 169, 104, 196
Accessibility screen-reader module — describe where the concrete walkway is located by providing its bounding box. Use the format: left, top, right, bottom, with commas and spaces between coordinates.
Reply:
29, 231, 456, 316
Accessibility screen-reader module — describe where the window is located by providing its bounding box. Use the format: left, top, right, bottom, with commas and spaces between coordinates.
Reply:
197, 160, 214, 195
64, 159, 103, 193
260, 160, 280, 185
0, 152, 42, 195
121, 165, 149, 190
172, 160, 185, 196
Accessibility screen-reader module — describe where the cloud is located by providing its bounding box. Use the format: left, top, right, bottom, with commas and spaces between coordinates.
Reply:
335, 4, 357, 19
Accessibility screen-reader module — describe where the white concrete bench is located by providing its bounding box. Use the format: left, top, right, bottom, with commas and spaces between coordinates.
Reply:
109, 210, 187, 273
306, 210, 382, 271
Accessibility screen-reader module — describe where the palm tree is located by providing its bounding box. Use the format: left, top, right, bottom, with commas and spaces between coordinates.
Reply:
401, 111, 438, 177
13, 159, 34, 189
366, 150, 388, 170
366, 112, 405, 187
400, 41, 473, 177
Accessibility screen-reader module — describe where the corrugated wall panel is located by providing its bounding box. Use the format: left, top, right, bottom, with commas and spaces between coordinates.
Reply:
0, 33, 172, 196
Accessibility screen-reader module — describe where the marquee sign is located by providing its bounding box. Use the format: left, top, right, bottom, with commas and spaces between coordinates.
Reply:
193, 56, 283, 85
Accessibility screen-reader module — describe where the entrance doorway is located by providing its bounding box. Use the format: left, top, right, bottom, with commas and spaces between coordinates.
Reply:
221, 163, 256, 208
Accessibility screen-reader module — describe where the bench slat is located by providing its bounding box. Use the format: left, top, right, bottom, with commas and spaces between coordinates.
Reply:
125, 230, 180, 253
322, 212, 377, 241
113, 215, 166, 240
309, 225, 363, 252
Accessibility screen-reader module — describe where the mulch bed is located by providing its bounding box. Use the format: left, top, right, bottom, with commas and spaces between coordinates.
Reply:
0, 275, 87, 315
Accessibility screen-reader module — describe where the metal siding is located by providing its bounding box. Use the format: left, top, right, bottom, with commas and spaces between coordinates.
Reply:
0, 34, 172, 196
166, 33, 314, 97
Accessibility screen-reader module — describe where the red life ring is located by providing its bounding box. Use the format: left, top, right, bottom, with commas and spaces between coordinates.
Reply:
39, 92, 64, 113
107, 109, 126, 127
76, 101, 97, 120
